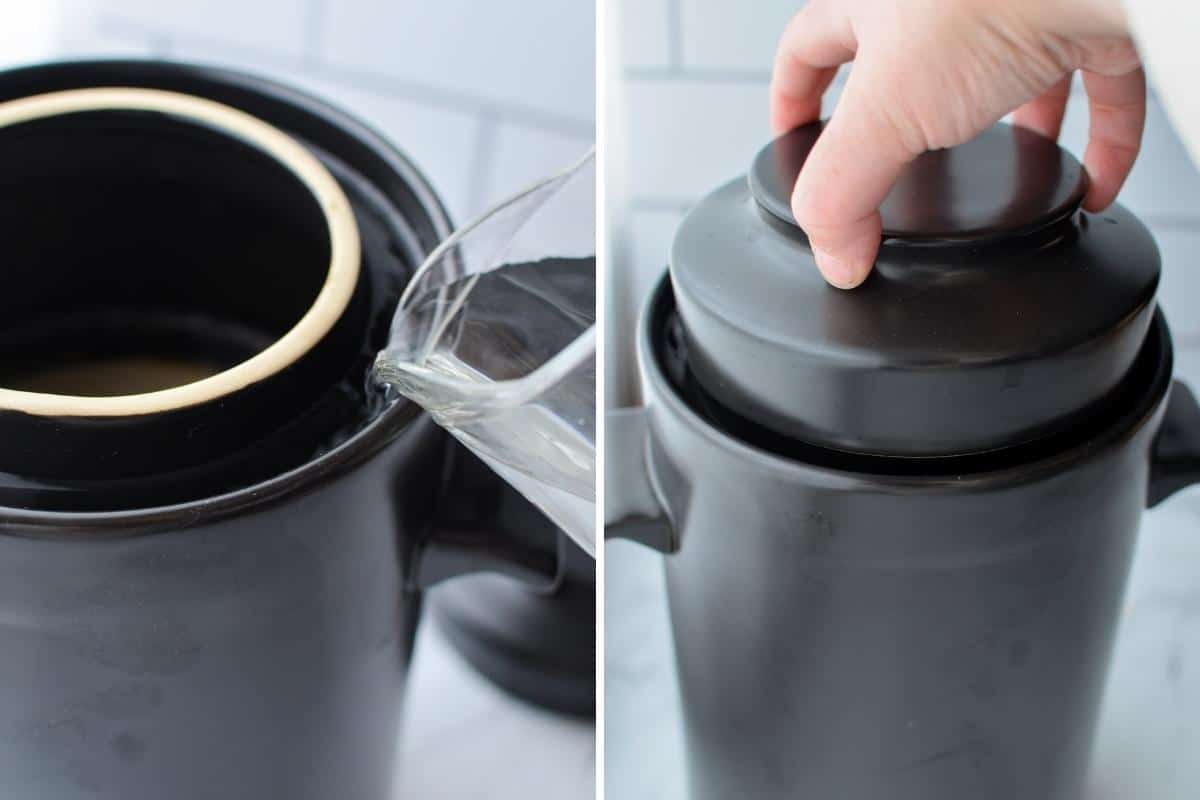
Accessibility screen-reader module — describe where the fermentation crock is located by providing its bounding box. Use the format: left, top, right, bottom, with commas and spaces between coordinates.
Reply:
0, 59, 585, 799
608, 121, 1200, 800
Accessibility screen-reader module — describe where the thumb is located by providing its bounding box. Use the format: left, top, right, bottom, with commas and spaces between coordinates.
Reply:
791, 67, 920, 289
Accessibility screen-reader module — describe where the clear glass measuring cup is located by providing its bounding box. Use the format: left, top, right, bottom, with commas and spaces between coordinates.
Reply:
374, 151, 596, 556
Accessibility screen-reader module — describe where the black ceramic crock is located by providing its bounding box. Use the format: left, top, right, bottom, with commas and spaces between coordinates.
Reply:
607, 124, 1200, 800
0, 60, 575, 800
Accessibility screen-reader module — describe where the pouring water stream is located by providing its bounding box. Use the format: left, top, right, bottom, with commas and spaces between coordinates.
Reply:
373, 151, 596, 556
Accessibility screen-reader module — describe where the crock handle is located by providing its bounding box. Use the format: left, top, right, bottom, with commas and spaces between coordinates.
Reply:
605, 407, 676, 553
1149, 380, 1200, 507
411, 444, 566, 591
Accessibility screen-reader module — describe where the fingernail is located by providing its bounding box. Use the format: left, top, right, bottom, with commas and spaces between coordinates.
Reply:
813, 248, 863, 289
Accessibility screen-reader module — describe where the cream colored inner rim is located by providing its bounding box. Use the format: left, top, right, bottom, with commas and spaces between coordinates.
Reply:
0, 87, 361, 417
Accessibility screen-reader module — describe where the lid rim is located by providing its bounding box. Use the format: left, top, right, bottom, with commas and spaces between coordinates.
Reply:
644, 275, 1173, 482
674, 251, 1159, 368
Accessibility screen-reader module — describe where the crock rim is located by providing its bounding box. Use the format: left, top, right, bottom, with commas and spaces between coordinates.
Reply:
638, 272, 1172, 491
0, 86, 361, 418
0, 60, 454, 534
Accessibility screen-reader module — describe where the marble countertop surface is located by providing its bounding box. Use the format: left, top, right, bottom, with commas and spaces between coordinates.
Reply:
397, 605, 596, 799
605, 489, 1200, 799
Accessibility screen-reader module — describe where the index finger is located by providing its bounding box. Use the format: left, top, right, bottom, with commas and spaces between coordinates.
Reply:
770, 3, 856, 135
791, 62, 921, 288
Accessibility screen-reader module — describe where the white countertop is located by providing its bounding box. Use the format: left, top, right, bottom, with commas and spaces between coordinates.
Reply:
398, 612, 596, 799
605, 489, 1200, 799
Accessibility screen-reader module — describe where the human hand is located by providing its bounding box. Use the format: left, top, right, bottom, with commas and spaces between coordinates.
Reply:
771, 0, 1144, 288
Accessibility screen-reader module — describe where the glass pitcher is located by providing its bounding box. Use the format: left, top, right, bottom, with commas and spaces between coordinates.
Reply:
374, 151, 596, 556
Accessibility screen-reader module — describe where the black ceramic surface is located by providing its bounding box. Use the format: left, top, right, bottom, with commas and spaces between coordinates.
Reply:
0, 61, 566, 800
672, 122, 1160, 456
432, 532, 597, 717
0, 106, 357, 482
607, 276, 1200, 800
750, 122, 1088, 239
0, 62, 431, 511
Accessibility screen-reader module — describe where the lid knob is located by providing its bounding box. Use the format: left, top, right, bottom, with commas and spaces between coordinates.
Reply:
749, 122, 1088, 243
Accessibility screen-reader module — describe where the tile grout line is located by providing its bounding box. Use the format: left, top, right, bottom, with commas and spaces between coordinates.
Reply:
667, 0, 684, 70
95, 15, 595, 138
624, 66, 771, 83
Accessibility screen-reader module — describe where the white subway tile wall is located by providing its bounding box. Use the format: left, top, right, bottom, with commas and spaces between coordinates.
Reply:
490, 122, 598, 212
622, 79, 769, 199
1058, 88, 1200, 223
290, 77, 484, 219
1153, 229, 1200, 344
24, 0, 594, 226
322, 0, 595, 122
609, 208, 683, 406
618, 0, 671, 70
609, 0, 1200, 402
679, 0, 794, 72
102, 0, 313, 57
626, 209, 684, 304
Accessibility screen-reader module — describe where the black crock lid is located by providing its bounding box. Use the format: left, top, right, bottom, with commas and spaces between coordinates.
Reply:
751, 123, 1088, 241
670, 121, 1161, 457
